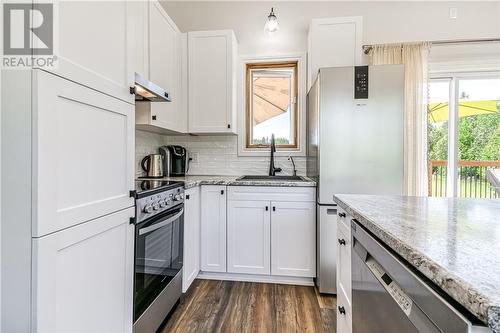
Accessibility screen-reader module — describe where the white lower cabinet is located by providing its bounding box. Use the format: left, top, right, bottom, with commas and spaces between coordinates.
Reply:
32, 207, 135, 333
226, 186, 316, 278
200, 185, 227, 272
183, 186, 201, 292
337, 207, 352, 333
271, 201, 316, 277
227, 200, 271, 275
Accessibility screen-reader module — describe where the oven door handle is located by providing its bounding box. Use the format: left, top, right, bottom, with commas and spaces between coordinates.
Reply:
139, 208, 184, 236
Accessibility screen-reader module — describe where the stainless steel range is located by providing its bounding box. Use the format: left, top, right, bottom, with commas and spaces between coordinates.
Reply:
132, 180, 184, 333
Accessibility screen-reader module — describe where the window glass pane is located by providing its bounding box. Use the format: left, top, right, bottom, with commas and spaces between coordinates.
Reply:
428, 79, 450, 197
456, 78, 500, 198
247, 63, 297, 148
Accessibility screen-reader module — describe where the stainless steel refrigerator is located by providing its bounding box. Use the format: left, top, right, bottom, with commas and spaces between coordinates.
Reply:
307, 65, 404, 294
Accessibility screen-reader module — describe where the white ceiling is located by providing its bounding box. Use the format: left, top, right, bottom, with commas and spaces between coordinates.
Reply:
162, 1, 500, 55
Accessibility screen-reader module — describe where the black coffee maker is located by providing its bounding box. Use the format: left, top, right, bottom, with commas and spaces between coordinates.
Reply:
167, 145, 189, 176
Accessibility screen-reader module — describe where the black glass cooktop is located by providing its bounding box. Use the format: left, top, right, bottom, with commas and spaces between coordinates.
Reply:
134, 179, 183, 198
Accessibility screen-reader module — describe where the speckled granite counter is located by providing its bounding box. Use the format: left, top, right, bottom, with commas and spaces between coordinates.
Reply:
333, 194, 500, 332
141, 175, 316, 189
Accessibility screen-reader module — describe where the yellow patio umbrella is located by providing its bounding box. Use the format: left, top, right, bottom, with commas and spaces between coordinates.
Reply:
428, 100, 500, 123
252, 76, 290, 125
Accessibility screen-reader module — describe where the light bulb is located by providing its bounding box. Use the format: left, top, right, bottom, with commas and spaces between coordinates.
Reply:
264, 8, 279, 34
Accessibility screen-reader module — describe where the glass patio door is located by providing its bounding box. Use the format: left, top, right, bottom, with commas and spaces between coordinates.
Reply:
428, 75, 500, 198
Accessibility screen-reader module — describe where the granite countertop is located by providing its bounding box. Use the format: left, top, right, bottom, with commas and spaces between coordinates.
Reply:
150, 175, 316, 189
333, 194, 500, 332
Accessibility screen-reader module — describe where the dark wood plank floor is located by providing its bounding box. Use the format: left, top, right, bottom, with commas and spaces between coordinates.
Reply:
161, 279, 336, 333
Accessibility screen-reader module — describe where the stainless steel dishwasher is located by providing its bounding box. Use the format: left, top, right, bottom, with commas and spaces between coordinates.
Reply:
351, 219, 491, 333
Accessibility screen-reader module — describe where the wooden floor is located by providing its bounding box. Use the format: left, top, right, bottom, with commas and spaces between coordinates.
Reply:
161, 279, 336, 333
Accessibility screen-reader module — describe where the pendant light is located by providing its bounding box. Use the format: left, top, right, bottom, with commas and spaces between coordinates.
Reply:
264, 7, 279, 34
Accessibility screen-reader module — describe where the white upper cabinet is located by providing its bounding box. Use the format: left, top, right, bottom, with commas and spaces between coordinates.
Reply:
183, 186, 201, 293
147, 2, 186, 133
134, 1, 187, 134
33, 70, 135, 237
127, 1, 149, 78
188, 30, 237, 134
200, 185, 227, 273
227, 200, 271, 275
307, 17, 363, 90
131, 1, 187, 133
40, 1, 134, 103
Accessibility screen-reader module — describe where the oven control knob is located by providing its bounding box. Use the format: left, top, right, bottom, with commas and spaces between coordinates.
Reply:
152, 202, 160, 210
166, 199, 173, 205
159, 200, 167, 208
174, 194, 183, 201
143, 204, 153, 214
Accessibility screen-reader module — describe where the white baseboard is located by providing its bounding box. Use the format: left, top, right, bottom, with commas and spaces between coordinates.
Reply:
196, 271, 315, 286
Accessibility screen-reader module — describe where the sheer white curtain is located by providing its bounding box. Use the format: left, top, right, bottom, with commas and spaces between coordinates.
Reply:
369, 42, 431, 196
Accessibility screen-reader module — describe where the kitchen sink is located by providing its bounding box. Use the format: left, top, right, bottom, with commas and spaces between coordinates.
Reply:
237, 175, 305, 181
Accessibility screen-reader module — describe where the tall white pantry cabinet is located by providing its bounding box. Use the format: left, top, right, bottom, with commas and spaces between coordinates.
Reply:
2, 70, 136, 332
1, 0, 141, 331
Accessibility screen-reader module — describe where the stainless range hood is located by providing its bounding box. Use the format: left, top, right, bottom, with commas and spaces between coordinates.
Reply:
131, 72, 171, 102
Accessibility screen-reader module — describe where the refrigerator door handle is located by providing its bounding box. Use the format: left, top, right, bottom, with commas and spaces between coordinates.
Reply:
326, 208, 337, 215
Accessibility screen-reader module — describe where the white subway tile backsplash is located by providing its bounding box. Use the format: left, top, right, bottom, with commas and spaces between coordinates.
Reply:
135, 130, 306, 177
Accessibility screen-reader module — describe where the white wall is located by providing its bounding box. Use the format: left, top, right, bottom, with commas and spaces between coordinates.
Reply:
162, 1, 500, 55
135, 130, 306, 177
135, 130, 167, 177
164, 135, 306, 176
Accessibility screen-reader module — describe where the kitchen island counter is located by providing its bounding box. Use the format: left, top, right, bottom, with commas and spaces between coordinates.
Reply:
333, 194, 500, 332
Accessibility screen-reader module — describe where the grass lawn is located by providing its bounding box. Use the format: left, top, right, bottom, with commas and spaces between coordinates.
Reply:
430, 173, 498, 198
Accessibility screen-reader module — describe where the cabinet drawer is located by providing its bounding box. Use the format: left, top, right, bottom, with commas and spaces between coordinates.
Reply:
227, 186, 315, 202
337, 207, 351, 232
336, 285, 352, 333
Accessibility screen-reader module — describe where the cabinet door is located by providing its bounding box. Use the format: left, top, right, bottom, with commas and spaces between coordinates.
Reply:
337, 219, 352, 333
183, 187, 200, 292
39, 1, 133, 103
33, 70, 135, 237
126, 1, 149, 79
148, 2, 184, 132
307, 17, 362, 90
337, 213, 352, 305
200, 186, 227, 272
32, 207, 135, 333
271, 201, 316, 277
227, 200, 270, 275
188, 30, 237, 134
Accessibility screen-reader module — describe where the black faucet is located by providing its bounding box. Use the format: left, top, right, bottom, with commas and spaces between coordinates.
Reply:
269, 134, 282, 176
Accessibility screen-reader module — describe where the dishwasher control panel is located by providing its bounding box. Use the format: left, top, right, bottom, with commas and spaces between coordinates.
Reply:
366, 256, 413, 316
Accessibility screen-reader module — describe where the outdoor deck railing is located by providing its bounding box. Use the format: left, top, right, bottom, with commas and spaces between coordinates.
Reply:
428, 160, 500, 198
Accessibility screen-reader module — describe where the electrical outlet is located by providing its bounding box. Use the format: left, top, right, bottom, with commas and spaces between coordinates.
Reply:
190, 152, 199, 163
449, 7, 458, 19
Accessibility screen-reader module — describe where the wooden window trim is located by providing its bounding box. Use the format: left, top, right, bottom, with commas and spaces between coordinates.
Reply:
246, 61, 299, 149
